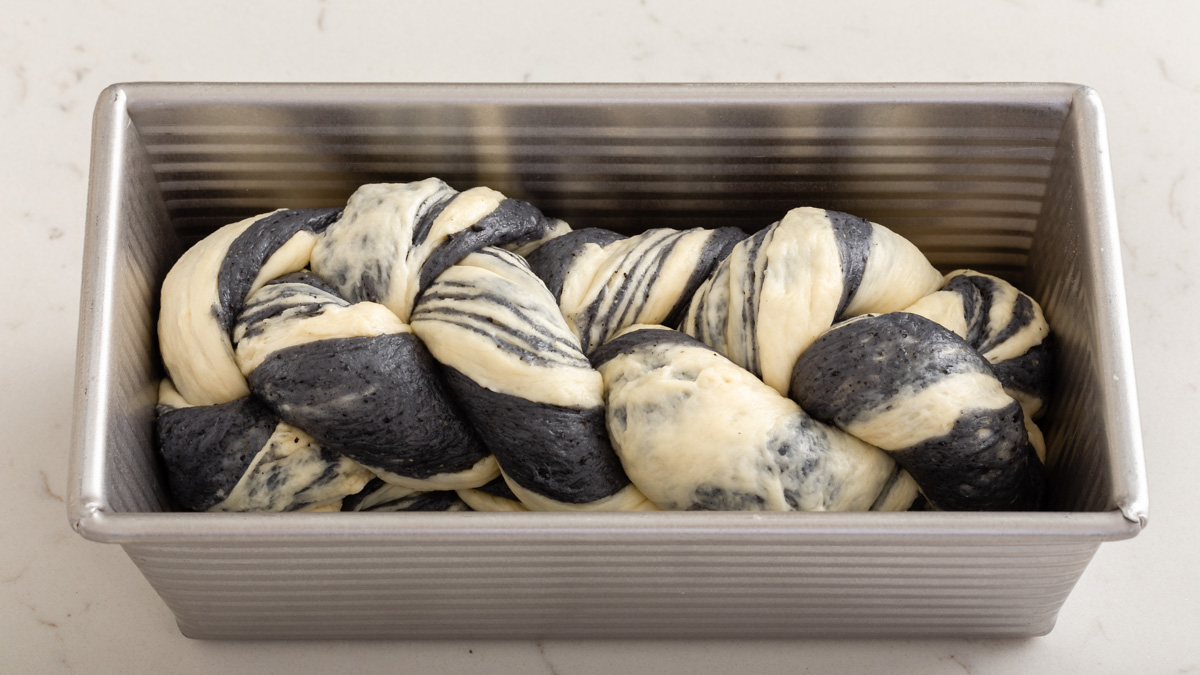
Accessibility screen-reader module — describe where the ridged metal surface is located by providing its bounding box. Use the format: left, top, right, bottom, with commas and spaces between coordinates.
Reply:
1027, 88, 1148, 522
69, 83, 1146, 639
124, 537, 1098, 639
126, 83, 1067, 281
72, 88, 175, 518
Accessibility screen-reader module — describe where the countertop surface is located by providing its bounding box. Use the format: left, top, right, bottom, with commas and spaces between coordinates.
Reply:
3, 1, 1196, 673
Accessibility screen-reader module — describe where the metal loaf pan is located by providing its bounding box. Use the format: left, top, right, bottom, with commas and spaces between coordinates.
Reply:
69, 83, 1148, 639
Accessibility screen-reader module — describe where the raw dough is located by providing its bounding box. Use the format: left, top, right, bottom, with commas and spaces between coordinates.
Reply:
790, 312, 1045, 510
682, 207, 943, 394
411, 247, 653, 511
592, 325, 918, 511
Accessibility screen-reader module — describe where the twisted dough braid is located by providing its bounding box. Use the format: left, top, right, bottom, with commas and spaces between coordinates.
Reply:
902, 270, 1053, 460
681, 207, 945, 395
591, 326, 919, 512
156, 180, 566, 511
525, 227, 746, 353
411, 248, 653, 511
156, 180, 1051, 513
155, 379, 373, 512
790, 313, 1044, 511
234, 271, 496, 490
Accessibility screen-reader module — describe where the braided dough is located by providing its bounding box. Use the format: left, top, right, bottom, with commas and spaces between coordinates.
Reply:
526, 227, 746, 353
156, 379, 373, 512
156, 179, 1051, 513
411, 247, 652, 511
235, 271, 495, 490
592, 326, 918, 511
791, 313, 1043, 510
682, 207, 945, 395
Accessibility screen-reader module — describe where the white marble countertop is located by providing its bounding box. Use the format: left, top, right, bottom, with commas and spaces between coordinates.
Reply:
3, 0, 1196, 672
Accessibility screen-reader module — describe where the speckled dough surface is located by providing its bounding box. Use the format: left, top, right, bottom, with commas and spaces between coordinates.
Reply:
311, 180, 568, 321
158, 208, 339, 407
156, 381, 371, 512
681, 207, 944, 394
412, 248, 652, 510
155, 180, 576, 510
526, 226, 746, 352
593, 326, 918, 511
234, 272, 493, 489
901, 270, 1054, 459
790, 312, 1045, 510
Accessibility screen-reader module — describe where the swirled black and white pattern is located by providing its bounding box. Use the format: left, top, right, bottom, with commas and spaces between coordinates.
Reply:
790, 312, 1045, 511
311, 179, 569, 321
592, 326, 918, 511
340, 478, 470, 512
156, 180, 570, 511
682, 207, 945, 394
233, 272, 495, 489
525, 226, 746, 353
156, 179, 1055, 514
159, 207, 343, 407
155, 380, 372, 512
411, 248, 653, 511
